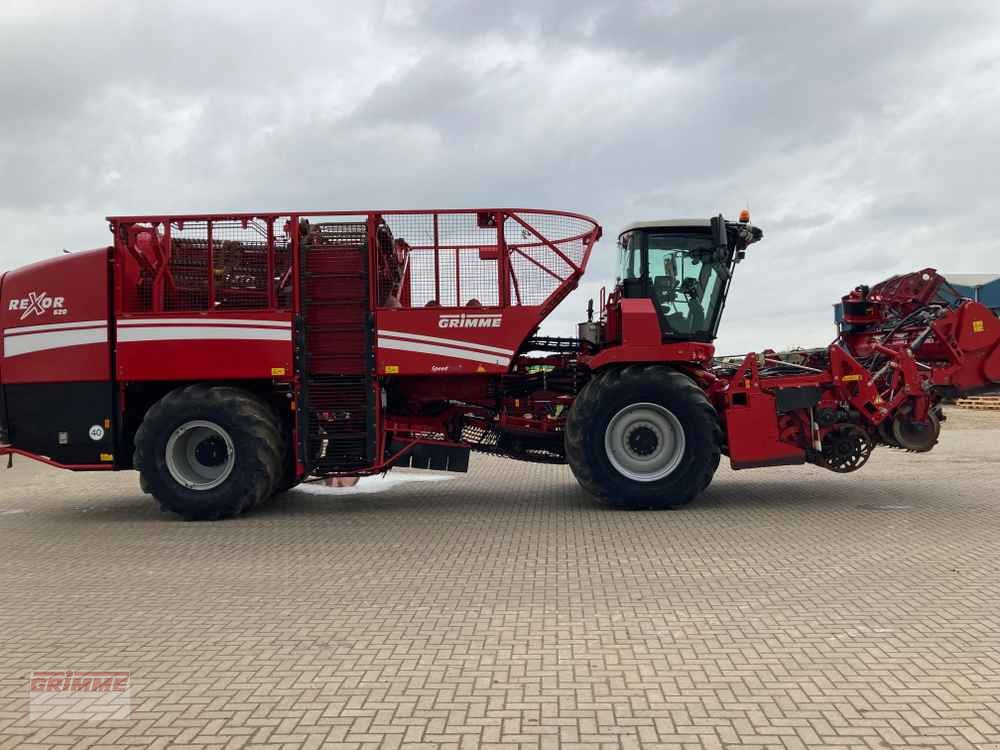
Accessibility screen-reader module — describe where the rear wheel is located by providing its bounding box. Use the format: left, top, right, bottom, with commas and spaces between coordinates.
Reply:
134, 385, 284, 520
269, 407, 299, 494
273, 459, 301, 494
565, 366, 721, 509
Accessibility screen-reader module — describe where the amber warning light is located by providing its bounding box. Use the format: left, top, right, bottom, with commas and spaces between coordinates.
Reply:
739, 209, 751, 223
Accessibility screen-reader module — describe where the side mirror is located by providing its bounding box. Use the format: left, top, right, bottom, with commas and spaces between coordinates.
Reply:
710, 214, 728, 250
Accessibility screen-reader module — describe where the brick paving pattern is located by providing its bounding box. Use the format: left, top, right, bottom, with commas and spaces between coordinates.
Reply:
1, 408, 999, 749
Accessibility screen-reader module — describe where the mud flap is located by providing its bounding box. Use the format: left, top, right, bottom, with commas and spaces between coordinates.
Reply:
388, 440, 470, 472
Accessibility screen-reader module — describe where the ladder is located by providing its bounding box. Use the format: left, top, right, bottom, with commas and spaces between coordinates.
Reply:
299, 222, 374, 473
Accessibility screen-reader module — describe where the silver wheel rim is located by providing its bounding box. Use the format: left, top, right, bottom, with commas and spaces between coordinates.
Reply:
165, 420, 236, 491
604, 402, 686, 482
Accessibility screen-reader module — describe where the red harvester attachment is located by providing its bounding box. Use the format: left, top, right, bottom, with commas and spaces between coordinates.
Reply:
714, 268, 1000, 472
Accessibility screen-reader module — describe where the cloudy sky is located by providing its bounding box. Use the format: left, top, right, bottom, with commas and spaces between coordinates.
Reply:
2, 0, 999, 353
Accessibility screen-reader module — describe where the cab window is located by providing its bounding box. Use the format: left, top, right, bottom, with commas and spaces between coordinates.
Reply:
646, 231, 726, 339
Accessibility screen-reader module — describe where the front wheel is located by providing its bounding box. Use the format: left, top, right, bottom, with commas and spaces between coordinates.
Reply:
565, 366, 721, 509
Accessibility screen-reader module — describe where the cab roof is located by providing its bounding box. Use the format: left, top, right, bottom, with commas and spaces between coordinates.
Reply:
618, 219, 711, 236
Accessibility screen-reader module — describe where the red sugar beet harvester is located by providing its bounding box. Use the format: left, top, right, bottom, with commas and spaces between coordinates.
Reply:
2, 208, 999, 519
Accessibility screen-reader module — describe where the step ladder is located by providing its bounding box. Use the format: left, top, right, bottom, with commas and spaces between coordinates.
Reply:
299, 222, 374, 473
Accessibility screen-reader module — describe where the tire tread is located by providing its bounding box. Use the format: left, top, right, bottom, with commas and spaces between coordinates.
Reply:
565, 365, 721, 510
134, 385, 285, 520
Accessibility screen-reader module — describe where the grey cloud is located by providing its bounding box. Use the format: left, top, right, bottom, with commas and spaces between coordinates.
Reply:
1, 1, 999, 354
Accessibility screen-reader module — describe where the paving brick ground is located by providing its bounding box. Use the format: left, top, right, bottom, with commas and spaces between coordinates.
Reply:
1, 408, 999, 749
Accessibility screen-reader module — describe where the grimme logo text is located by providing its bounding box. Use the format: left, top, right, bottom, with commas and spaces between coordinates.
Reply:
29, 670, 132, 721
8, 292, 67, 320
30, 671, 129, 693
438, 314, 501, 329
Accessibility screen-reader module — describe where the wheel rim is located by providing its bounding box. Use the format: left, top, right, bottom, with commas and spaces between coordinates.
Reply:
165, 420, 236, 491
604, 402, 686, 482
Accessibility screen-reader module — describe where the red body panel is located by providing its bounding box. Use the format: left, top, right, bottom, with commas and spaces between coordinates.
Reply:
583, 298, 715, 370
986, 342, 1000, 384
375, 306, 543, 376
1, 248, 111, 384
114, 313, 293, 381
950, 302, 1000, 387
724, 393, 805, 469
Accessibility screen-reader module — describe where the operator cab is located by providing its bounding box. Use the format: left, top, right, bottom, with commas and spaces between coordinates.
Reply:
616, 215, 761, 342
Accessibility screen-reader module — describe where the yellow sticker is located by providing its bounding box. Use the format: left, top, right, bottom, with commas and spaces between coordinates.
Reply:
973, 320, 985, 333
385, 365, 399, 374
841, 374, 862, 382
100, 453, 114, 462
271, 367, 287, 377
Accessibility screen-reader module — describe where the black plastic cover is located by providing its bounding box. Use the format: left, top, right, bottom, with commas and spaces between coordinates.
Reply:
389, 440, 470, 472
774, 386, 822, 414
5, 381, 115, 464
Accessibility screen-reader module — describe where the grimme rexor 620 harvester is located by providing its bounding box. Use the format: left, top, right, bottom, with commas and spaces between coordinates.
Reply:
2, 208, 999, 519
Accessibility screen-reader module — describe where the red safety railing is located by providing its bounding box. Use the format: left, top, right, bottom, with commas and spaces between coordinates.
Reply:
113, 216, 293, 313
109, 209, 600, 316
369, 209, 600, 314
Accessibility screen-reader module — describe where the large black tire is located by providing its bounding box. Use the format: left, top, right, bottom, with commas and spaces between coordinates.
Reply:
273, 457, 301, 494
134, 385, 284, 520
260, 399, 299, 494
565, 365, 722, 509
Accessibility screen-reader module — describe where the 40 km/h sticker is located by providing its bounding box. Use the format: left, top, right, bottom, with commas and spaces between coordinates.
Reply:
88, 425, 105, 442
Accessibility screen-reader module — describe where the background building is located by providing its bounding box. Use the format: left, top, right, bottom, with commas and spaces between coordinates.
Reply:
835, 273, 1000, 324
945, 274, 1000, 312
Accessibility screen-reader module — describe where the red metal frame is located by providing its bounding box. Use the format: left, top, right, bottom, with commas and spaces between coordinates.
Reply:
107, 207, 600, 314
8, 206, 1000, 487
0, 446, 114, 471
